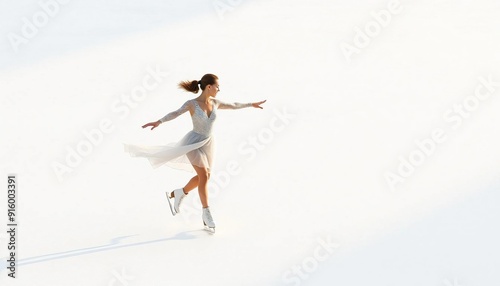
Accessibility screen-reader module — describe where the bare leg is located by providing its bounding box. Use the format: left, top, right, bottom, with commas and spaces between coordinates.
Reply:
183, 176, 199, 193
169, 166, 210, 208
169, 175, 198, 199
192, 165, 210, 208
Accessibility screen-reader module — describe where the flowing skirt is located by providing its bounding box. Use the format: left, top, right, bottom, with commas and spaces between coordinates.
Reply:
124, 131, 214, 172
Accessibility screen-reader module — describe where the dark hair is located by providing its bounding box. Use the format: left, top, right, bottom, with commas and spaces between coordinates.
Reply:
178, 74, 218, 94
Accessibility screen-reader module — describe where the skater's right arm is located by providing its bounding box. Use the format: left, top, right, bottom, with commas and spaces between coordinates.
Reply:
142, 101, 191, 130
158, 101, 191, 123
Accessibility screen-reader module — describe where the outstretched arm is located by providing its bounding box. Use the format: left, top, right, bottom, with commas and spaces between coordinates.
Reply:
215, 99, 266, 110
142, 101, 191, 130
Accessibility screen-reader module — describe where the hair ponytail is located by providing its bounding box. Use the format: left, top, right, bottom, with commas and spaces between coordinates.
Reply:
178, 80, 200, 94
178, 74, 218, 94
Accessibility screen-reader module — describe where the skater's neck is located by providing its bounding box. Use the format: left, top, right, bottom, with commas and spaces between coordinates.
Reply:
196, 92, 212, 104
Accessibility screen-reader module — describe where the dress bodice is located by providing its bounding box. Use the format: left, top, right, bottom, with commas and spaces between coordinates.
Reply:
191, 100, 216, 136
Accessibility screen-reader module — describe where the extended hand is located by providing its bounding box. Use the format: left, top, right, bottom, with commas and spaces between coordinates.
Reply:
252, 100, 267, 109
142, 121, 161, 130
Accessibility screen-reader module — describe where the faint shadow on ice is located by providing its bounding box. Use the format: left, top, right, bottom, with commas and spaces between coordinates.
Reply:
0, 230, 208, 273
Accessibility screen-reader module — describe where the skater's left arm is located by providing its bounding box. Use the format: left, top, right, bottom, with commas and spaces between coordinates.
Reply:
214, 98, 266, 110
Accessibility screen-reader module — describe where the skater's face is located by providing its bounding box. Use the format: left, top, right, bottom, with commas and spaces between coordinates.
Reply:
208, 80, 220, 97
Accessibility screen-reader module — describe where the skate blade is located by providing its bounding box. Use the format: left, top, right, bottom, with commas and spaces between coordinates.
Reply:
203, 221, 215, 234
165, 192, 177, 216
204, 226, 216, 234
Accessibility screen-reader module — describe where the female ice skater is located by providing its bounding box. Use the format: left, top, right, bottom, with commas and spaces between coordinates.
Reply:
124, 74, 266, 231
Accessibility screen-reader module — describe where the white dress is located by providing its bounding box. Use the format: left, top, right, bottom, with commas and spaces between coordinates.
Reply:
124, 97, 251, 172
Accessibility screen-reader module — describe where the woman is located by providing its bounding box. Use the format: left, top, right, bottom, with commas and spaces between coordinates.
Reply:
124, 74, 266, 231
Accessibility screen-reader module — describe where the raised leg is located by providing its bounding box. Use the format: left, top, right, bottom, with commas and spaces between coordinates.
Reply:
183, 175, 199, 193
169, 175, 197, 199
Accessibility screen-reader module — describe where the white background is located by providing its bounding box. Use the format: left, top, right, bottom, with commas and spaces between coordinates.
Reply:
1, 0, 500, 285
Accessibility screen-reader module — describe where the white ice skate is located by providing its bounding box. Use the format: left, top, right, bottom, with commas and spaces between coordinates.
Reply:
202, 207, 216, 234
166, 188, 186, 216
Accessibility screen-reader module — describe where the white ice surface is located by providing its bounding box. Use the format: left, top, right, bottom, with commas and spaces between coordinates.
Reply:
1, 0, 500, 285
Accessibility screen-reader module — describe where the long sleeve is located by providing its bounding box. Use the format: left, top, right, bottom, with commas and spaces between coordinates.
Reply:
213, 98, 252, 110
159, 101, 190, 123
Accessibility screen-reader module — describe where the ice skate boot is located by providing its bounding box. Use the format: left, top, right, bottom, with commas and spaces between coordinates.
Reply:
166, 188, 186, 216
202, 207, 216, 233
